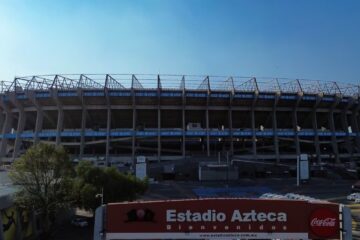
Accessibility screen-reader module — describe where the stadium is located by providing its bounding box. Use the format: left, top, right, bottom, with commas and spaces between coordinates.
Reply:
0, 74, 359, 169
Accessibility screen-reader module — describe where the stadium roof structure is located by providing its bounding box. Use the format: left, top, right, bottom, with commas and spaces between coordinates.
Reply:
0, 74, 358, 97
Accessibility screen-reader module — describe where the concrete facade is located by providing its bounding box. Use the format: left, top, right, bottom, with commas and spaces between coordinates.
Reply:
0, 74, 359, 166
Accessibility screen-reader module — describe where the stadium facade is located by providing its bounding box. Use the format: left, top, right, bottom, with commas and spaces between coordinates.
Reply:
0, 74, 359, 165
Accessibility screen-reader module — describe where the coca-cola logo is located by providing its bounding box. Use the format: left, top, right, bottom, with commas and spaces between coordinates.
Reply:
311, 217, 336, 227
309, 208, 338, 238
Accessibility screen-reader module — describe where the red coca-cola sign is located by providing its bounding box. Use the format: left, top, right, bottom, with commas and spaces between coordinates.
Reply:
309, 208, 338, 238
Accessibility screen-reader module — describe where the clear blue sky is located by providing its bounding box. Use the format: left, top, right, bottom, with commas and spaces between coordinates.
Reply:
0, 0, 359, 83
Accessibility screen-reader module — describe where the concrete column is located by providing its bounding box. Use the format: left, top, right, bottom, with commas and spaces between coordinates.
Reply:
55, 108, 63, 146
312, 110, 322, 164
351, 107, 360, 151
329, 109, 340, 163
251, 92, 258, 160
105, 86, 111, 166
228, 107, 234, 156
157, 83, 162, 162
132, 108, 136, 167
341, 109, 353, 155
9, 94, 24, 160
0, 111, 5, 133
206, 108, 210, 157
181, 86, 186, 159
131, 87, 136, 167
26, 92, 43, 145
251, 108, 257, 159
293, 94, 302, 157
79, 107, 86, 160
228, 90, 234, 156
272, 111, 279, 163
206, 89, 210, 157
157, 107, 161, 162
105, 107, 111, 166
0, 111, 5, 163
33, 109, 43, 144
0, 111, 12, 159
13, 110, 26, 159
292, 110, 301, 156
273, 94, 280, 163
182, 108, 186, 159
328, 96, 341, 163
53, 89, 63, 147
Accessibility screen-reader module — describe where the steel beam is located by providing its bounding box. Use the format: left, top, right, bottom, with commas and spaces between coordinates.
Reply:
2, 74, 360, 97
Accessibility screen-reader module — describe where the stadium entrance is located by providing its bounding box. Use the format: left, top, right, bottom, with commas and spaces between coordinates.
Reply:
93, 198, 352, 240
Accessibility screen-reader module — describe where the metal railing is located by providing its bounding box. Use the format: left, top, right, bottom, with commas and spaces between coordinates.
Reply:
0, 74, 359, 97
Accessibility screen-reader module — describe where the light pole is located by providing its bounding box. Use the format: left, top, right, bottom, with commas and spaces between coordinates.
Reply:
297, 155, 300, 187
96, 187, 104, 205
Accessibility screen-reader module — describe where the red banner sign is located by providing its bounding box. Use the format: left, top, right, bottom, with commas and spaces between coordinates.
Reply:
106, 198, 340, 239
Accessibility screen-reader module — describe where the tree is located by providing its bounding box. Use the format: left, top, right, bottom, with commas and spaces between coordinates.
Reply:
72, 161, 148, 212
9, 143, 74, 240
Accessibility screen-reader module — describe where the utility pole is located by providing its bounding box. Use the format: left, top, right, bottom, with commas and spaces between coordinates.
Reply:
297, 155, 300, 187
